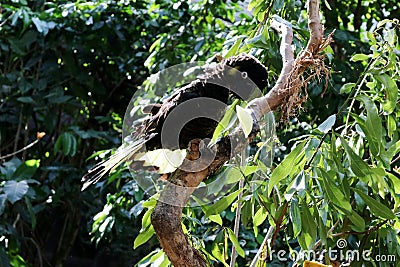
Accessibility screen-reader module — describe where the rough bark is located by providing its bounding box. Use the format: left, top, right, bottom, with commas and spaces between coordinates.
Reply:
151, 0, 330, 266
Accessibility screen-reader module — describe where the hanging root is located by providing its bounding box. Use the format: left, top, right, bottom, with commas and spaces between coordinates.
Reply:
277, 31, 334, 122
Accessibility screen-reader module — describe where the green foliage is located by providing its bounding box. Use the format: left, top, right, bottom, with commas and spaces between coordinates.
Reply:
1, 0, 400, 266
0, 0, 246, 265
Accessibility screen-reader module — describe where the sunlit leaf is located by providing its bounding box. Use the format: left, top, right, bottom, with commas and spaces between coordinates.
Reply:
317, 114, 336, 133
236, 105, 253, 137
350, 53, 370, 62
226, 228, 245, 258
268, 141, 306, 195
205, 189, 243, 216
134, 225, 155, 249
339, 83, 355, 94
319, 168, 352, 213
340, 137, 372, 177
252, 207, 267, 229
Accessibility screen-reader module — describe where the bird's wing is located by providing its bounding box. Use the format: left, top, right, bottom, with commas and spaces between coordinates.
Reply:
81, 137, 148, 190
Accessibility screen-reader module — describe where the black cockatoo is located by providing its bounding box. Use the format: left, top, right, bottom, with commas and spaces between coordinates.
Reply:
82, 53, 268, 190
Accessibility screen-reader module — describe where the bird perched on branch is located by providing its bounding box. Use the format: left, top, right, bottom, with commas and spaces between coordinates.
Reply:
82, 53, 268, 190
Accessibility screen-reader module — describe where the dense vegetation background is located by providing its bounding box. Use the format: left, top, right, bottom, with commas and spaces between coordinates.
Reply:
0, 0, 399, 266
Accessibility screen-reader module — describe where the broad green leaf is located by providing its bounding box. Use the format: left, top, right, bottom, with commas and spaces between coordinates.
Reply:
226, 228, 245, 258
387, 173, 400, 195
236, 105, 253, 137
225, 167, 243, 184
134, 225, 155, 249
17, 96, 35, 104
317, 214, 327, 246
4, 180, 29, 204
339, 83, 356, 94
376, 74, 398, 114
350, 53, 370, 62
289, 199, 301, 237
224, 37, 244, 58
212, 99, 239, 143
253, 207, 267, 226
317, 114, 336, 133
387, 115, 396, 138
268, 140, 306, 195
319, 169, 352, 213
284, 170, 306, 201
353, 188, 395, 219
357, 95, 382, 156
340, 137, 372, 177
205, 189, 243, 216
299, 204, 316, 250
348, 211, 366, 232
142, 207, 154, 228
209, 214, 223, 225
242, 165, 259, 176
211, 231, 229, 267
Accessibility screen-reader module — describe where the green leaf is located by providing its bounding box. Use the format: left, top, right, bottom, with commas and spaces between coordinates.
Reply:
339, 83, 356, 94
209, 214, 223, 225
205, 189, 243, 216
226, 228, 245, 258
353, 188, 395, 219
134, 225, 155, 249
54, 132, 77, 156
350, 53, 370, 62
236, 105, 253, 137
211, 231, 229, 267
317, 114, 336, 133
319, 169, 352, 214
253, 207, 267, 226
268, 140, 306, 195
17, 96, 35, 104
284, 170, 306, 201
299, 204, 316, 250
357, 95, 383, 156
224, 37, 245, 58
225, 167, 243, 184
4, 180, 29, 204
340, 137, 372, 177
375, 74, 398, 114
289, 199, 301, 237
348, 211, 366, 232
212, 99, 239, 144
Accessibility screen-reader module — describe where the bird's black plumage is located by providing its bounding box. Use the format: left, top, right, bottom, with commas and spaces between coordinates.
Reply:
82, 53, 268, 189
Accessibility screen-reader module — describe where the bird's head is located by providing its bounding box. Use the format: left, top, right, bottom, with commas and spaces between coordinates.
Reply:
223, 53, 269, 91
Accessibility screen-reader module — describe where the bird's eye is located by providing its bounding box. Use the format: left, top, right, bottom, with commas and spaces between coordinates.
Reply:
241, 72, 248, 79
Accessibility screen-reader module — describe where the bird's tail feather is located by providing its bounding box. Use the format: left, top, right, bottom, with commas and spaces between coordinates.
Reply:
81, 137, 147, 191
